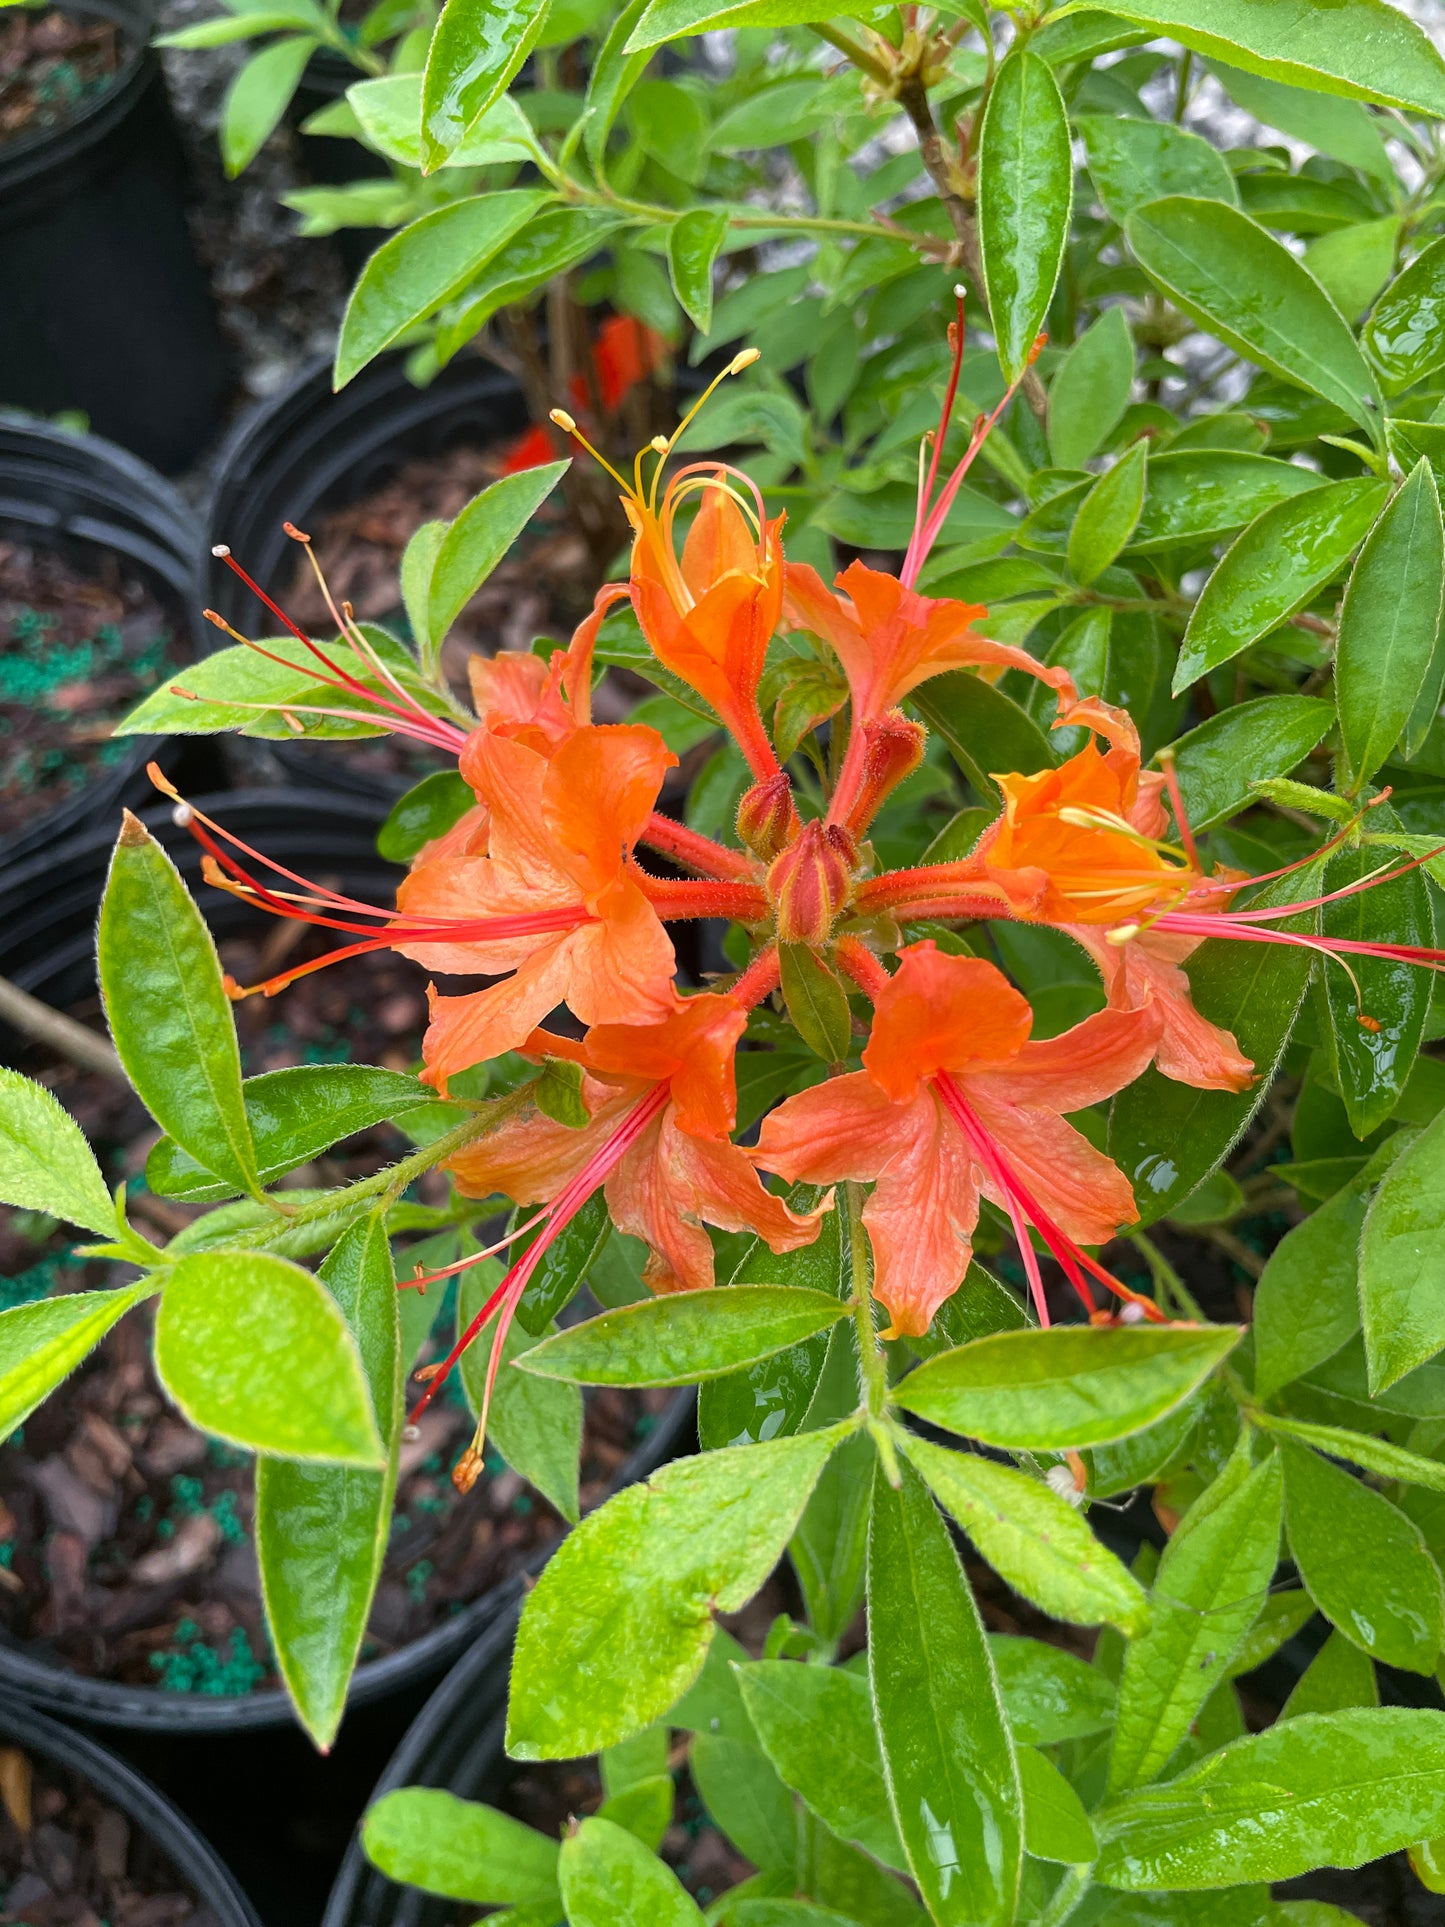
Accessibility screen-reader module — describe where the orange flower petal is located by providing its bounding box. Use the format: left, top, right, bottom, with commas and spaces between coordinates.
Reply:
967, 1091, 1140, 1248
861, 942, 1032, 1104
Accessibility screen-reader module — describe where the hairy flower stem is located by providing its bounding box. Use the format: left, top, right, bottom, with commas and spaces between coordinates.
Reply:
847, 1180, 892, 1446
640, 811, 759, 882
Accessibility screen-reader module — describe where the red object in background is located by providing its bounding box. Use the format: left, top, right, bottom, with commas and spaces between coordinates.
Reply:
499, 317, 666, 473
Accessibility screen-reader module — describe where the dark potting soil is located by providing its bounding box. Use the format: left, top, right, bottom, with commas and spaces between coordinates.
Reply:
0, 923, 670, 1696
0, 7, 121, 147
0, 1744, 210, 1927
0, 541, 179, 838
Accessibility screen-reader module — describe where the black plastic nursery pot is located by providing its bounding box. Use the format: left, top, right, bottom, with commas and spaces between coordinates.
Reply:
291, 47, 393, 276
203, 350, 534, 800
0, 0, 230, 473
0, 417, 215, 871
0, 1695, 262, 1927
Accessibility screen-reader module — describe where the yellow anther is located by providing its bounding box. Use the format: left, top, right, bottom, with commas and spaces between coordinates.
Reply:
727, 347, 761, 375
1106, 923, 1141, 946
549, 408, 577, 432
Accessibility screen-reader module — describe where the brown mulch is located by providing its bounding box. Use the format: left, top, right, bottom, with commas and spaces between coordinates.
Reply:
0, 8, 120, 146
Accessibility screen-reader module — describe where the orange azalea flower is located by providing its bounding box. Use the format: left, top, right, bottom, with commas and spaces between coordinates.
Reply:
1063, 923, 1254, 1094
396, 723, 680, 1087
754, 941, 1161, 1336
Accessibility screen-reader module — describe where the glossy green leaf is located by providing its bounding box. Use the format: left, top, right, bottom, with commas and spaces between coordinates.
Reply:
988, 1634, 1116, 1744
736, 1661, 904, 1871
1252, 1164, 1376, 1399
1109, 865, 1325, 1223
362, 1788, 559, 1904
220, 33, 315, 176
1068, 441, 1147, 585
978, 50, 1072, 384
778, 944, 852, 1064
1254, 1409, 1445, 1497
895, 1325, 1241, 1450
1337, 461, 1445, 788
1077, 113, 1236, 226
377, 769, 474, 864
157, 12, 318, 46
688, 1732, 797, 1872
1126, 199, 1383, 439
1209, 61, 1393, 181
1071, 0, 1445, 115
257, 1215, 400, 1749
428, 464, 568, 643
1168, 696, 1333, 831
1320, 836, 1434, 1138
436, 207, 634, 360
1224, 1589, 1317, 1679
334, 190, 549, 385
1084, 1394, 1199, 1499
668, 208, 729, 333
420, 0, 551, 169
584, 0, 653, 170
98, 817, 259, 1200
155, 1252, 384, 1467
626, 0, 865, 52
0, 1070, 117, 1237
1176, 477, 1388, 692
1109, 1450, 1283, 1791
1097, 1707, 1445, 1888
506, 1427, 846, 1757
458, 1263, 582, 1523
514, 1190, 612, 1337
559, 1816, 703, 1926
911, 671, 1056, 800
902, 1432, 1149, 1635
869, 1459, 1020, 1927
521, 1286, 848, 1387
1360, 1106, 1445, 1391
1305, 217, 1401, 323
1282, 1628, 1377, 1720
1018, 451, 1324, 557
1364, 237, 1445, 394
347, 77, 535, 170
1282, 1440, 1443, 1673
146, 1065, 439, 1202
1046, 305, 1136, 468
1018, 1747, 1097, 1864
0, 1283, 156, 1443
789, 1429, 872, 1644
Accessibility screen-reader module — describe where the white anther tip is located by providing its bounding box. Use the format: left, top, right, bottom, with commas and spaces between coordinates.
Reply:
953, 282, 966, 298
171, 803, 194, 828
1119, 1301, 1147, 1324
401, 1423, 422, 1443
1045, 1464, 1086, 1506
210, 544, 231, 558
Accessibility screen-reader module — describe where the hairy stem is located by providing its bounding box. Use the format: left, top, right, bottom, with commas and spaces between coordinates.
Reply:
846, 1179, 889, 1423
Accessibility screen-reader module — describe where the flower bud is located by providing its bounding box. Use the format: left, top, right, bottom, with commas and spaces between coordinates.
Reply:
736, 771, 799, 862
847, 713, 927, 834
768, 821, 857, 946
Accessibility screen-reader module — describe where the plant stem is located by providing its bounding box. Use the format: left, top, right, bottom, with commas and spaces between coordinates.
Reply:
0, 974, 126, 1083
1127, 1230, 1204, 1322
846, 1180, 888, 1422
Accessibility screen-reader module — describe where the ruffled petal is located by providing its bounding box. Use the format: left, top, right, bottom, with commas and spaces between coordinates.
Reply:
395, 852, 577, 975
968, 1093, 1138, 1247
862, 1090, 981, 1337
967, 1001, 1161, 1114
420, 943, 574, 1089
542, 724, 676, 895
752, 1071, 910, 1185
1066, 926, 1255, 1093
861, 942, 1031, 1102
561, 879, 676, 1030
446, 1076, 634, 1203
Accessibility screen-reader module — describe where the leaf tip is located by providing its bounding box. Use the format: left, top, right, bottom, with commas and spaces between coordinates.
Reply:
117, 809, 150, 849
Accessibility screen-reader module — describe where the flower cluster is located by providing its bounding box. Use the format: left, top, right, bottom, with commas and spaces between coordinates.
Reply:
172, 311, 1445, 1490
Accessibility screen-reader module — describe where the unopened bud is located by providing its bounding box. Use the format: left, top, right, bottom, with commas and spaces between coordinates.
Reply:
768, 820, 857, 946
549, 408, 577, 433
736, 772, 799, 862
848, 713, 927, 834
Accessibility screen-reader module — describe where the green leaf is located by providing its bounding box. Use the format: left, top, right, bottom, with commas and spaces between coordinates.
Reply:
1224, 1588, 1316, 1679
1126, 199, 1383, 440
1320, 836, 1433, 1138
1175, 477, 1388, 692
978, 50, 1072, 385
334, 190, 549, 386
911, 671, 1056, 801
0, 1070, 118, 1237
347, 76, 535, 169
869, 1458, 1021, 1927
220, 33, 315, 175
428, 464, 569, 643
1071, 0, 1445, 115
1209, 62, 1393, 182
1253, 1409, 1445, 1496
895, 1325, 1241, 1451
520, 1286, 849, 1387
1282, 1439, 1443, 1673
1337, 461, 1445, 788
902, 1432, 1149, 1635
377, 769, 474, 863
1068, 441, 1148, 585
1305, 217, 1401, 324
256, 1215, 400, 1749
1096, 1707, 1445, 1888
1168, 696, 1334, 830
157, 13, 315, 46
513, 1191, 613, 1336
146, 1065, 439, 1202
0, 1283, 156, 1443
534, 1057, 588, 1128
435, 207, 633, 360
1047, 307, 1136, 468
1018, 451, 1324, 559
668, 208, 729, 333
399, 518, 448, 665
688, 1732, 797, 1871
506, 1427, 846, 1757
420, 0, 552, 169
1282, 1629, 1378, 1720
778, 945, 852, 1064
155, 1252, 384, 1467
1364, 238, 1445, 394
584, 0, 653, 172
98, 817, 260, 1200
459, 1265, 582, 1523
599, 1774, 673, 1853
1108, 1450, 1283, 1791
1077, 113, 1237, 226
735, 1661, 904, 1872
566, 1814, 705, 1922
989, 1634, 1116, 1743
362, 1788, 559, 1904
1108, 865, 1324, 1224
1360, 1106, 1445, 1391
1253, 1163, 1378, 1399
789, 1430, 872, 1645
625, 0, 860, 52
1018, 1747, 1097, 1865
1084, 1394, 1199, 1498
